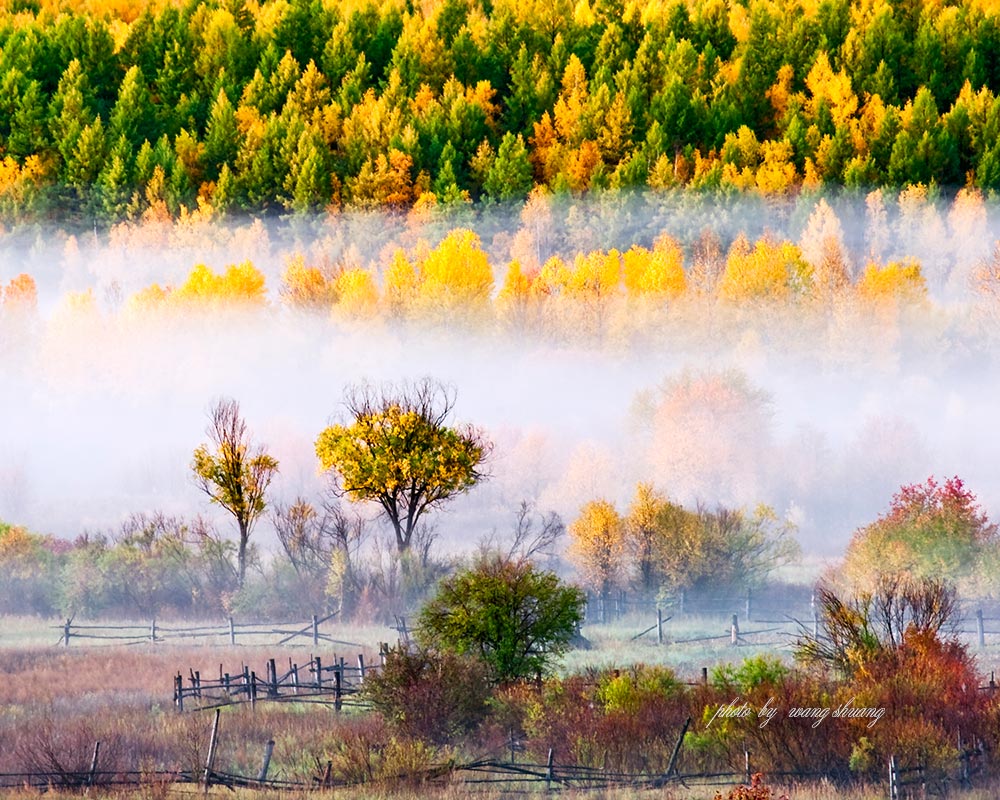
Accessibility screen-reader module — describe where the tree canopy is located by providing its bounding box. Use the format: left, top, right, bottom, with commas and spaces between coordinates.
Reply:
191, 398, 278, 587
315, 378, 491, 553
417, 555, 586, 682
842, 476, 998, 591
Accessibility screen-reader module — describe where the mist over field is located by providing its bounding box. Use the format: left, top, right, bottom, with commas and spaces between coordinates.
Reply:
2, 192, 1000, 556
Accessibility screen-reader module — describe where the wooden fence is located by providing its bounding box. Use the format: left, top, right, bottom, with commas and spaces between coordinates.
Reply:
173, 649, 388, 712
594, 592, 1000, 657
54, 611, 350, 647
0, 725, 987, 799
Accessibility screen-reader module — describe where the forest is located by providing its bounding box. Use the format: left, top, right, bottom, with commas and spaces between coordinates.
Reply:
3, 0, 1000, 221
6, 0, 1000, 794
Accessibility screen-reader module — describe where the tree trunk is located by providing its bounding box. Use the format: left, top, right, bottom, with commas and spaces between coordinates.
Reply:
238, 520, 249, 588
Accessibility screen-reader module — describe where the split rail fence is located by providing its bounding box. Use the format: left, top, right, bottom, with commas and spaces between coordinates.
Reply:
54, 611, 348, 647
585, 589, 1000, 655
0, 716, 986, 800
172, 650, 387, 712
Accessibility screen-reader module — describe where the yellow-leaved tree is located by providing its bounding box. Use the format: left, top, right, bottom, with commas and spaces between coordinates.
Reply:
281, 255, 338, 310
718, 235, 812, 302
384, 249, 419, 318
334, 267, 380, 320
495, 260, 543, 330
622, 236, 686, 298
2, 273, 38, 313
315, 379, 492, 554
414, 228, 494, 324
175, 261, 267, 308
569, 499, 626, 600
856, 259, 927, 307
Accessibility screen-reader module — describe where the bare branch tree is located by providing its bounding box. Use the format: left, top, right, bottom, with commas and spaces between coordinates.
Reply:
481, 500, 564, 561
796, 575, 959, 677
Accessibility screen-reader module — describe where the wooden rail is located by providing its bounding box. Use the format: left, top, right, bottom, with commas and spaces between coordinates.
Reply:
55, 612, 348, 647
172, 649, 389, 712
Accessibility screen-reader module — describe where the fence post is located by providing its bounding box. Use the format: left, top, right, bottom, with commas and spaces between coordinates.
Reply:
257, 740, 275, 782
744, 750, 751, 784
203, 709, 221, 794
229, 617, 236, 646
977, 609, 985, 649
334, 665, 342, 712
546, 748, 554, 791
889, 755, 897, 800
312, 614, 319, 646
64, 619, 71, 647
701, 667, 708, 685
314, 657, 323, 689
291, 664, 299, 695
250, 671, 258, 710
268, 658, 278, 698
150, 618, 157, 644
357, 654, 366, 684
731, 614, 739, 646
87, 741, 101, 788
657, 608, 663, 645
174, 673, 184, 712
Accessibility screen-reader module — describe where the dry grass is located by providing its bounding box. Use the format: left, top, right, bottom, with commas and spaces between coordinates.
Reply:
2, 617, 1000, 799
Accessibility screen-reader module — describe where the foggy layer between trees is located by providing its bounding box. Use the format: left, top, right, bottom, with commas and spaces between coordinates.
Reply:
2, 191, 999, 556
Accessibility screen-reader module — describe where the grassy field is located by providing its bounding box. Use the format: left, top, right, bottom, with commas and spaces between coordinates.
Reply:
3, 611, 1000, 799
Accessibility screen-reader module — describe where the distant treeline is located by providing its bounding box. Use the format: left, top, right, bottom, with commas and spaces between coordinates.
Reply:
3, 0, 1000, 220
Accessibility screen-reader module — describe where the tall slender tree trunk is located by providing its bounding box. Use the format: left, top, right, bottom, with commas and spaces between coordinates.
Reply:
238, 520, 249, 588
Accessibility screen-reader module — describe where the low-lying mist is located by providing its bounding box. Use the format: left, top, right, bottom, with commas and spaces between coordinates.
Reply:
2, 190, 1000, 558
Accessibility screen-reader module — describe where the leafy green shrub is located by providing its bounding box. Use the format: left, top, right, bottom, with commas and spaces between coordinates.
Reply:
711, 655, 789, 693
417, 555, 585, 682
596, 664, 681, 714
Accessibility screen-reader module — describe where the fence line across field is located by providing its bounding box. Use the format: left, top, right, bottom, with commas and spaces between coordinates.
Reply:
46, 594, 1000, 657
53, 611, 353, 647
1, 733, 985, 800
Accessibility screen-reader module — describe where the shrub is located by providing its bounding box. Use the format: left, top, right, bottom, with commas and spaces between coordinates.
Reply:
842, 476, 997, 590
362, 646, 491, 745
417, 555, 585, 683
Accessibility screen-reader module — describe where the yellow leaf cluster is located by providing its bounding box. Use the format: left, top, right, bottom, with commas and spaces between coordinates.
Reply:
569, 499, 626, 595
856, 259, 928, 305
415, 228, 494, 318
718, 236, 813, 301
281, 255, 338, 310
171, 261, 268, 307
622, 236, 686, 298
334, 267, 380, 320
2, 272, 38, 313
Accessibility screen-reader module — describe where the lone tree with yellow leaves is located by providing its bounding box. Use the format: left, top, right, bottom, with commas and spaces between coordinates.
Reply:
568, 499, 626, 601
315, 379, 492, 554
192, 398, 279, 588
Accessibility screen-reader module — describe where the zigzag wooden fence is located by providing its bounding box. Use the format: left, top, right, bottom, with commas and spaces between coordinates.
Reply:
173, 650, 387, 712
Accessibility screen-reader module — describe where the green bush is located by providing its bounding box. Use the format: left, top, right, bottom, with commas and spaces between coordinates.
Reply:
417, 555, 585, 682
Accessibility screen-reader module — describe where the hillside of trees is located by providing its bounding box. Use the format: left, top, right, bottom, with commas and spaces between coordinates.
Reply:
2, 0, 1000, 221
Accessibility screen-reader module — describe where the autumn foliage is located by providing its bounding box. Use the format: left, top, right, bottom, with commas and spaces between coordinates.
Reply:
843, 476, 999, 590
